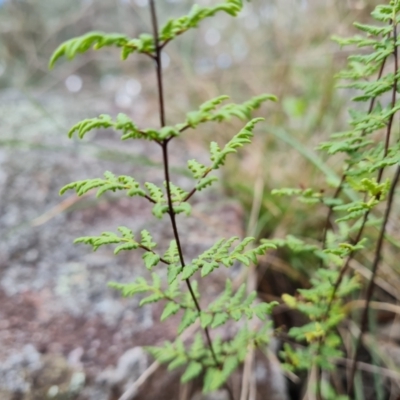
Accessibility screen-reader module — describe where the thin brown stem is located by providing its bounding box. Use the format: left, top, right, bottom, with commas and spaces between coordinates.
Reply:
183, 169, 212, 203
148, 0, 224, 382
378, 25, 398, 181
149, 0, 165, 128
139, 244, 170, 265
320, 173, 346, 251
144, 195, 156, 204
160, 140, 221, 370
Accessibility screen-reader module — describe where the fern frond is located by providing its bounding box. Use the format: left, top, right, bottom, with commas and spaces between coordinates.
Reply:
49, 31, 155, 68
159, 0, 243, 43
60, 171, 146, 198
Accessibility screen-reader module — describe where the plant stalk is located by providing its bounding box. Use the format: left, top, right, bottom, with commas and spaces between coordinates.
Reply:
148, 0, 225, 385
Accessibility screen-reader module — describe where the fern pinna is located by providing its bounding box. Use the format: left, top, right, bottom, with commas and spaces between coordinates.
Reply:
50, 0, 277, 396
273, 1, 400, 398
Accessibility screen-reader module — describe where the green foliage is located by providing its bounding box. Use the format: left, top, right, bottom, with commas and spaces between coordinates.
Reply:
49, 1, 247, 71
55, 0, 400, 395
210, 118, 264, 169
177, 94, 277, 130
180, 237, 276, 280
51, 0, 278, 391
146, 323, 271, 393
60, 171, 146, 198
159, 0, 243, 42
67, 113, 160, 141
272, 2, 400, 397
49, 32, 155, 68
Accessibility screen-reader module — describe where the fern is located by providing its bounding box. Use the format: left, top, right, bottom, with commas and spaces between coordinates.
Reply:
60, 171, 146, 198
50, 0, 280, 396
272, 1, 400, 397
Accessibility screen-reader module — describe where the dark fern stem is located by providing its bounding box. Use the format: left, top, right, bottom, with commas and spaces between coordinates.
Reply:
148, 1, 234, 398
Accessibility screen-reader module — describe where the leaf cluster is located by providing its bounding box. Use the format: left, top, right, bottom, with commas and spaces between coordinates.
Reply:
50, 0, 280, 395
146, 323, 271, 393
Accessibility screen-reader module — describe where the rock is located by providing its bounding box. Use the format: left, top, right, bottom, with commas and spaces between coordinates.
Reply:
31, 354, 85, 400
0, 344, 42, 397
98, 347, 148, 388
0, 345, 85, 400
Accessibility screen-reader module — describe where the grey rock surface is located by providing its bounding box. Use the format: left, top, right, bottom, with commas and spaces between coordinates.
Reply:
0, 88, 246, 399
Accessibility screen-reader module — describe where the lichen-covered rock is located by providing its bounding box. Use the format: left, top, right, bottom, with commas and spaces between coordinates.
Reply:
0, 345, 85, 400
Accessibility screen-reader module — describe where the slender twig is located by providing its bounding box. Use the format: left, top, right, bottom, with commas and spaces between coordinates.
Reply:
320, 173, 346, 253
144, 194, 157, 204
148, 2, 226, 392
183, 169, 212, 203
378, 25, 398, 181
149, 0, 165, 128
139, 244, 170, 265
160, 38, 172, 51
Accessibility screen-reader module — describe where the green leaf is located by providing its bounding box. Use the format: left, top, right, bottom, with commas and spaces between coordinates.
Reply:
181, 362, 203, 383
180, 94, 276, 130
152, 272, 162, 290
173, 202, 192, 216
68, 114, 113, 139
146, 341, 177, 363
164, 240, 179, 264
142, 252, 161, 270
211, 312, 229, 328
253, 302, 279, 321
140, 230, 157, 250
230, 309, 242, 321
196, 176, 218, 191
229, 284, 246, 307
181, 264, 200, 280
201, 261, 220, 277
189, 333, 206, 359
200, 312, 213, 329
60, 171, 146, 198
222, 355, 239, 379
167, 264, 181, 284
178, 309, 199, 334
73, 228, 139, 253
161, 302, 181, 321
145, 182, 166, 203
114, 242, 138, 254
140, 293, 164, 306
109, 276, 150, 297
243, 291, 258, 307
49, 31, 155, 68
203, 367, 225, 393
159, 1, 243, 43
211, 118, 264, 169
188, 159, 209, 179
152, 203, 170, 219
